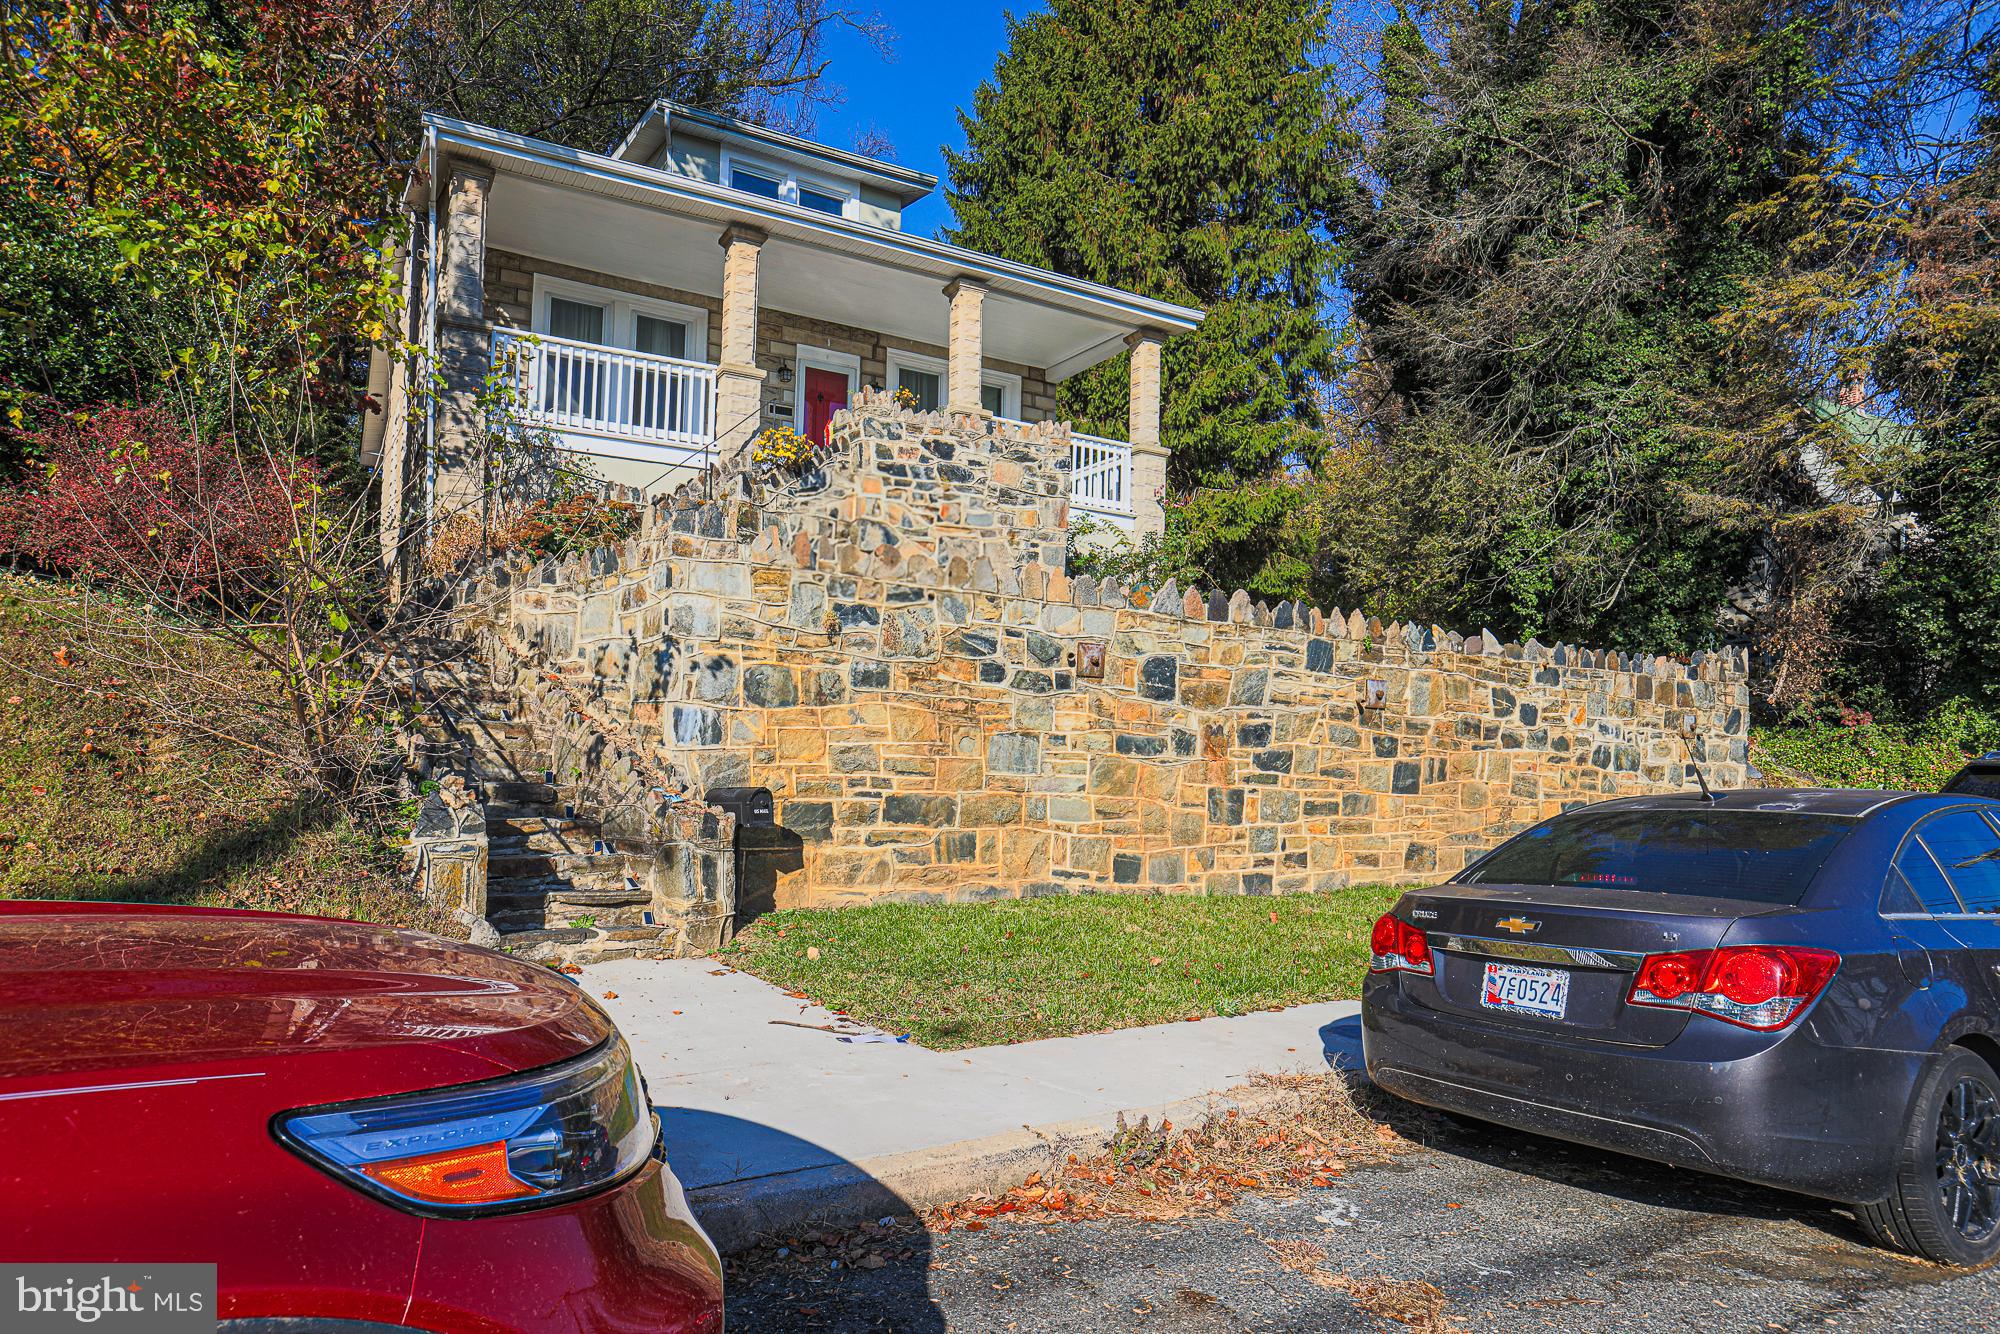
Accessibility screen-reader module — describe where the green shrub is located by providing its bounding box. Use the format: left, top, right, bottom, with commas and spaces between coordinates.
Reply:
1753, 700, 2000, 791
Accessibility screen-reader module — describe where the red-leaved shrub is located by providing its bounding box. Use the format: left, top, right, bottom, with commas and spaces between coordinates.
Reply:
0, 405, 315, 607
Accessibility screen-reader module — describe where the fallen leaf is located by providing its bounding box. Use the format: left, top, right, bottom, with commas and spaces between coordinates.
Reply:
602, 991, 618, 999
806, 946, 821, 960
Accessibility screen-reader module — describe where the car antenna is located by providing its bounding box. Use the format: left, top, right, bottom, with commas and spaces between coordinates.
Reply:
1679, 724, 1718, 802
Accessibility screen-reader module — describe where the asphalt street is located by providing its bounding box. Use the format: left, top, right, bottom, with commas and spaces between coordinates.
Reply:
725, 1108, 2000, 1332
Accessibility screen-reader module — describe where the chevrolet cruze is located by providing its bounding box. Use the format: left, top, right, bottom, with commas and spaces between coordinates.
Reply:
1364, 788, 2000, 1266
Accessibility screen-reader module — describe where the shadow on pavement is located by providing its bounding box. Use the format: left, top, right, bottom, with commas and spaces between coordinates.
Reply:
1312, 1012, 1869, 1248
660, 1107, 946, 1332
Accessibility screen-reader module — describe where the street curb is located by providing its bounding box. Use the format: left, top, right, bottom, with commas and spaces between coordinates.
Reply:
688, 1077, 1321, 1255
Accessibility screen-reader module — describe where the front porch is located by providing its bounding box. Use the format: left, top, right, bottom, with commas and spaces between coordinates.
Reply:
387, 116, 1201, 545
488, 327, 1141, 525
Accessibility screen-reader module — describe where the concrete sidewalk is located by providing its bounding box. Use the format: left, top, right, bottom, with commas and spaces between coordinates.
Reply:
581, 957, 1363, 1249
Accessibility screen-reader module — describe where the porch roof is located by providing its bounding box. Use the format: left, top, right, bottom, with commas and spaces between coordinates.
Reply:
420, 116, 1202, 380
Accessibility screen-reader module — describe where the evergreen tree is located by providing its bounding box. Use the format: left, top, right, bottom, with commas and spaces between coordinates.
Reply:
944, 0, 1355, 596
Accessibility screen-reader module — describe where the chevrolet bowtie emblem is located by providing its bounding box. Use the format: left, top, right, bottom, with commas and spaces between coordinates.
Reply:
1495, 917, 1540, 935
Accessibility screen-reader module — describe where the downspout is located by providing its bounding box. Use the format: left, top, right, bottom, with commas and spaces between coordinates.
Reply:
422, 124, 441, 542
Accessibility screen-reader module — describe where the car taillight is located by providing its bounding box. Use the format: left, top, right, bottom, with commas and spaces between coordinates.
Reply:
1627, 946, 1839, 1030
1369, 912, 1433, 976
275, 1035, 656, 1216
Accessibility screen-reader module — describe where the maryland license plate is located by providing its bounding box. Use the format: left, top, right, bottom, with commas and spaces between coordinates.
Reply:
1480, 962, 1571, 1019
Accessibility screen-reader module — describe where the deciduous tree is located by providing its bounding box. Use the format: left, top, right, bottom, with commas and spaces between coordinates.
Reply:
946, 0, 1356, 598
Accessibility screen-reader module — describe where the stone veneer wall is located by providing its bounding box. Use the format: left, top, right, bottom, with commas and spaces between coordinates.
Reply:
453, 394, 1751, 909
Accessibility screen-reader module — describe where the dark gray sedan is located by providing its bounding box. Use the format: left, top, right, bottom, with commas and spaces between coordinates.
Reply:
1362, 788, 2000, 1266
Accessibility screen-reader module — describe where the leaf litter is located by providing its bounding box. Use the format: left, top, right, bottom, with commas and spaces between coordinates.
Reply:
927, 1070, 1411, 1230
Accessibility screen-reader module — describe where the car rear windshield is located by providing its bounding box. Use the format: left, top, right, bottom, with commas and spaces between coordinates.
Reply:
1464, 808, 1857, 904
1945, 767, 2000, 799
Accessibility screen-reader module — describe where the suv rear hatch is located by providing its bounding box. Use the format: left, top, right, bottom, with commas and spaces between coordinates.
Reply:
1388, 803, 1858, 1048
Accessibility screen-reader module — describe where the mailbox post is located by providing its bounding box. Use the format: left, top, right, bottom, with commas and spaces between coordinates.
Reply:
704, 786, 787, 925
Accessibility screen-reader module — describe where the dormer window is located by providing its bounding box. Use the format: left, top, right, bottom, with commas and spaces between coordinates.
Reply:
729, 165, 783, 200
797, 185, 846, 216
721, 148, 856, 220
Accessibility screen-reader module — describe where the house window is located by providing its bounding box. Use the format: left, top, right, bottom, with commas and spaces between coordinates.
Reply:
895, 365, 942, 412
531, 277, 708, 362
634, 313, 688, 360
798, 185, 846, 216
886, 348, 1023, 418
720, 148, 857, 220
546, 296, 606, 344
729, 166, 784, 200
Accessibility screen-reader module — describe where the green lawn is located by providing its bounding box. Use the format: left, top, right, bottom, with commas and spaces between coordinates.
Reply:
718, 886, 1406, 1050
0, 575, 449, 932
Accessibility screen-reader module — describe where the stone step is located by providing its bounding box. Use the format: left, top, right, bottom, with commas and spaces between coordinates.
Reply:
483, 780, 562, 806
485, 800, 578, 824
491, 905, 652, 933
495, 925, 680, 967
493, 923, 595, 944
488, 851, 638, 882
485, 814, 593, 839
485, 871, 645, 900
488, 883, 652, 909
488, 830, 640, 856
469, 756, 555, 784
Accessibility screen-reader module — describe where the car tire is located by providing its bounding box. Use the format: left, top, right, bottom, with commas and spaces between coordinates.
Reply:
1856, 1048, 2000, 1266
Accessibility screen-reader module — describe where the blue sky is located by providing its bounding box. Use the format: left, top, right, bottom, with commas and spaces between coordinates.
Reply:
809, 3, 1031, 238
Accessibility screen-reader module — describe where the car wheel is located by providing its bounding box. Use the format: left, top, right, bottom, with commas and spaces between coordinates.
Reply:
1857, 1048, 2000, 1266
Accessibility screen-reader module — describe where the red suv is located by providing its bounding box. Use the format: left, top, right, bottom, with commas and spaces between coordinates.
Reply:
0, 901, 723, 1331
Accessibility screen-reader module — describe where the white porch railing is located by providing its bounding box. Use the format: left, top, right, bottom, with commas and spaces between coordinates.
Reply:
491, 328, 716, 454
1069, 430, 1134, 519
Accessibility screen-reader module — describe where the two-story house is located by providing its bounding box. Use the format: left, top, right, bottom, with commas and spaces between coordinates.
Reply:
364, 101, 1202, 570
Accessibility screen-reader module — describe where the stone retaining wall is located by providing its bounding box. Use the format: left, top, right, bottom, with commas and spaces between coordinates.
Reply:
453, 394, 1751, 908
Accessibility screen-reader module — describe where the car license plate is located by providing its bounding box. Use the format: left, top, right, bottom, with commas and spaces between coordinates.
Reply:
1480, 962, 1570, 1019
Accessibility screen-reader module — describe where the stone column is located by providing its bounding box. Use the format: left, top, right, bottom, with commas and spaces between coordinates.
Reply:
432, 162, 494, 530
944, 277, 988, 416
716, 224, 768, 458
1126, 329, 1169, 536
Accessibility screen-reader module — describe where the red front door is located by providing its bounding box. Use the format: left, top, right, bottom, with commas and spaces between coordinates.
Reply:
803, 367, 848, 445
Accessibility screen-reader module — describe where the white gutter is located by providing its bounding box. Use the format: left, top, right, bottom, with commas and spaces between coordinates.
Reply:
421, 114, 1204, 335
421, 123, 440, 538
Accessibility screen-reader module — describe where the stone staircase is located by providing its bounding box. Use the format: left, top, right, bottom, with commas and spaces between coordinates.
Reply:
403, 646, 688, 966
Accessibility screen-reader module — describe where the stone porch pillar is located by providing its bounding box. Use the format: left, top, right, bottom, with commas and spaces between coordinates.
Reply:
1127, 329, 1169, 536
716, 224, 768, 458
432, 163, 495, 530
944, 277, 988, 416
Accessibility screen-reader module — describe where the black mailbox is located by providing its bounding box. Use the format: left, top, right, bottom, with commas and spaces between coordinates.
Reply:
707, 786, 775, 828
705, 786, 793, 927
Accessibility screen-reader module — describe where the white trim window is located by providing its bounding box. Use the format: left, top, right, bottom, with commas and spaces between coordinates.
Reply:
885, 348, 1022, 418
720, 147, 858, 221
530, 274, 710, 362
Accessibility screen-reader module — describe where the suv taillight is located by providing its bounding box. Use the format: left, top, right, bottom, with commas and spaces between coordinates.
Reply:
1369, 912, 1433, 976
1627, 946, 1839, 1030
